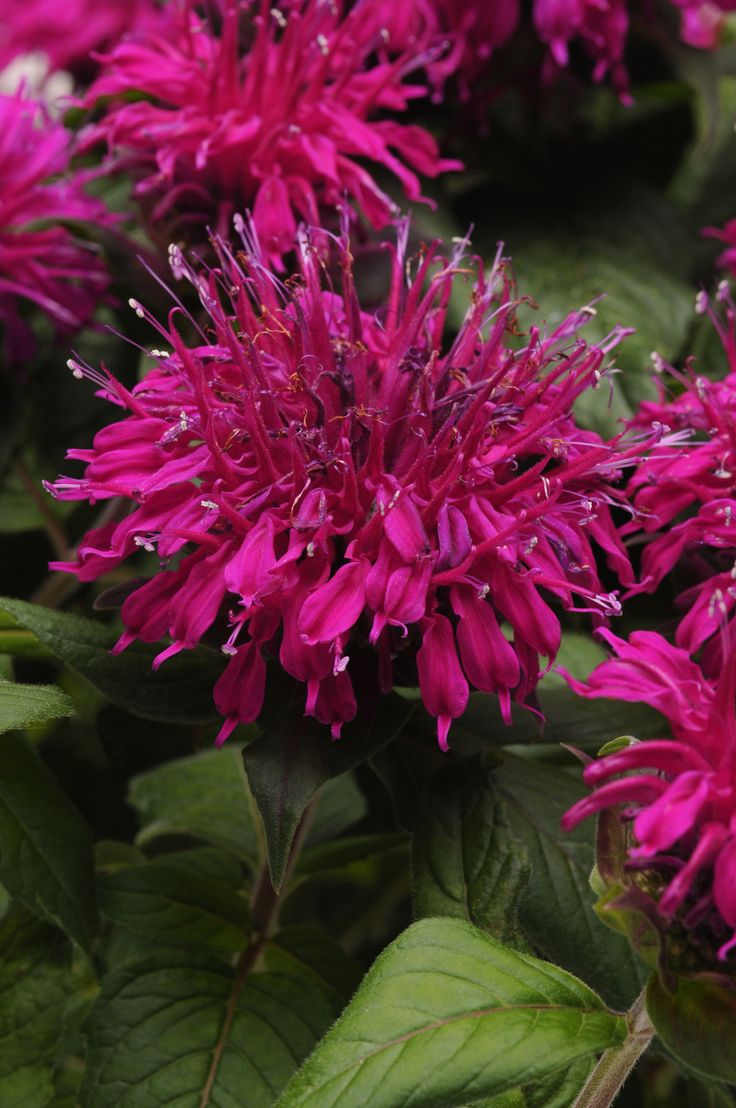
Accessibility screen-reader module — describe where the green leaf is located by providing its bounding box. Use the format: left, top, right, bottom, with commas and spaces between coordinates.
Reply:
370, 731, 446, 830
494, 753, 647, 1009
277, 917, 627, 1108
129, 746, 261, 868
97, 859, 249, 953
552, 634, 608, 682
455, 675, 664, 753
467, 1058, 594, 1107
0, 680, 74, 734
306, 772, 368, 846
79, 949, 338, 1108
0, 476, 72, 536
51, 1065, 83, 1108
412, 757, 530, 950
149, 846, 245, 887
0, 908, 95, 1108
94, 840, 147, 872
0, 597, 221, 725
647, 974, 736, 1085
297, 832, 408, 879
0, 733, 97, 948
491, 191, 693, 437
244, 691, 413, 891
263, 926, 363, 1007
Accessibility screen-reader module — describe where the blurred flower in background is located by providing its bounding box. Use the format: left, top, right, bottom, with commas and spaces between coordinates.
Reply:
0, 90, 114, 364
0, 0, 161, 79
79, 0, 461, 259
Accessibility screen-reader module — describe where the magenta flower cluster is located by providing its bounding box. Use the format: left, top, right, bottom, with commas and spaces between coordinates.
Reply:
377, 0, 736, 102
626, 287, 736, 670
3, 0, 736, 979
562, 629, 736, 961
0, 0, 159, 74
47, 222, 643, 748
80, 0, 460, 257
0, 90, 112, 361
561, 294, 736, 963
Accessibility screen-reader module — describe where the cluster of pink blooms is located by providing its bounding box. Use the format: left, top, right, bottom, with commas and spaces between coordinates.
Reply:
528, 0, 736, 100
79, 0, 460, 257
0, 0, 160, 76
5, 0, 733, 975
0, 90, 112, 361
562, 629, 736, 961
560, 290, 736, 963
624, 286, 736, 672
46, 220, 648, 748
73, 0, 736, 256
376, 0, 736, 103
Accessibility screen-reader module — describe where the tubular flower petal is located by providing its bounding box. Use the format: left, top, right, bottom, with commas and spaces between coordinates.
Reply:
563, 630, 736, 964
79, 0, 461, 257
47, 221, 646, 746
417, 613, 468, 750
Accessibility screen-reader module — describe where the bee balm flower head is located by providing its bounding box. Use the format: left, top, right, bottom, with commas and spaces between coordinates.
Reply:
47, 219, 644, 748
625, 285, 736, 671
80, 0, 461, 261
563, 629, 736, 967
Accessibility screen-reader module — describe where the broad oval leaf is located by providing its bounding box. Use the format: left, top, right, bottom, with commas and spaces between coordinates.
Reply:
0, 908, 95, 1108
494, 752, 647, 1009
129, 747, 261, 868
263, 926, 363, 1008
412, 756, 530, 950
0, 680, 74, 734
469, 1057, 594, 1107
79, 949, 338, 1108
647, 974, 736, 1085
0, 733, 97, 948
0, 597, 221, 725
276, 917, 627, 1108
97, 859, 250, 952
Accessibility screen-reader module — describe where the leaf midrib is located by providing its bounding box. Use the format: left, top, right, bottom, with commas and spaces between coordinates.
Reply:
299, 1000, 614, 1081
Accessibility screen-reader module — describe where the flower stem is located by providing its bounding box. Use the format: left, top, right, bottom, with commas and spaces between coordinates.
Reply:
16, 458, 68, 561
572, 988, 653, 1108
197, 802, 314, 1108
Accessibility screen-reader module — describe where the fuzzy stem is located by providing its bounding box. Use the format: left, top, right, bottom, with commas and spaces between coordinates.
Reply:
197, 802, 314, 1108
572, 988, 653, 1108
16, 459, 68, 561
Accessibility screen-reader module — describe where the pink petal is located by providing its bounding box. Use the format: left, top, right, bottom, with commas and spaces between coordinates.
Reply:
633, 771, 712, 856
299, 560, 367, 644
416, 614, 469, 749
714, 836, 736, 927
